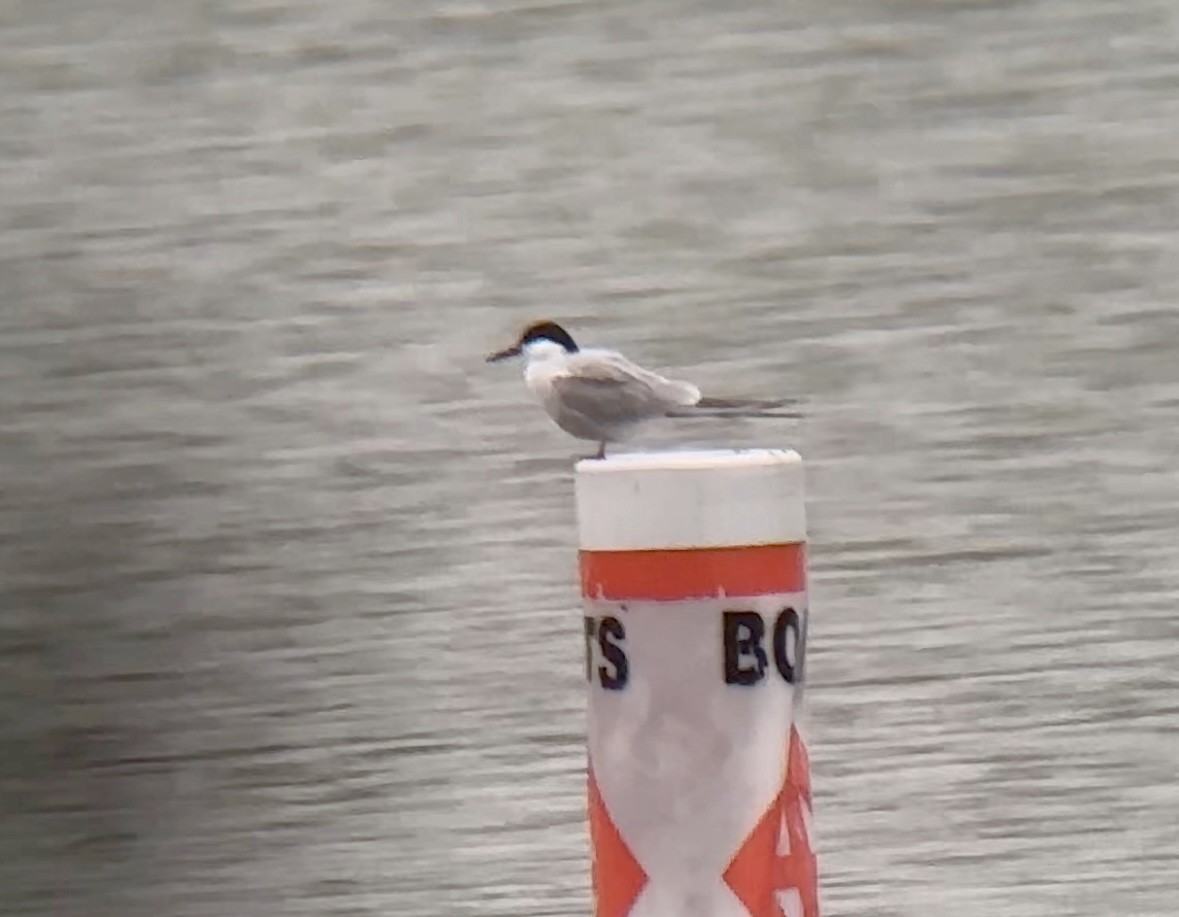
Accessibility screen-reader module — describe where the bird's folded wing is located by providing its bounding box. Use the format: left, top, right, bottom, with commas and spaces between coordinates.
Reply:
550, 371, 665, 425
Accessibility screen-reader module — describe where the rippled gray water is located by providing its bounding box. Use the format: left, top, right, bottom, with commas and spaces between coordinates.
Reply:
2, 1, 1178, 914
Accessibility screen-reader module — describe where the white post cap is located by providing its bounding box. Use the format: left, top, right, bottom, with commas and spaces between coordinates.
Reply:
575, 449, 806, 552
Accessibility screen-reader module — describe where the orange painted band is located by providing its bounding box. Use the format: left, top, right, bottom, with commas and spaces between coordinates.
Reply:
580, 542, 806, 601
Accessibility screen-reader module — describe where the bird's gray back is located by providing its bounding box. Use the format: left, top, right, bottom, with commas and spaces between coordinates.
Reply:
545, 349, 699, 441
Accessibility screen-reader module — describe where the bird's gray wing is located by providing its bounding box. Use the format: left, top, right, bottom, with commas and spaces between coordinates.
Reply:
551, 357, 671, 426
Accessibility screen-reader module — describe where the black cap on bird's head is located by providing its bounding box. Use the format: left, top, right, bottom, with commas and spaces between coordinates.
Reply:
486, 320, 579, 362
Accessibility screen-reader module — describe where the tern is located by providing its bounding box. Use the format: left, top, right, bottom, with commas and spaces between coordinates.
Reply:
486, 320, 800, 459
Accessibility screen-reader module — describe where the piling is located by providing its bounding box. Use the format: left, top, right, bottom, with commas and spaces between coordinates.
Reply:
575, 449, 818, 917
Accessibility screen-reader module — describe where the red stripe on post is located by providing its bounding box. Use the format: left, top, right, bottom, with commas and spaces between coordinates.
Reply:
580, 543, 806, 601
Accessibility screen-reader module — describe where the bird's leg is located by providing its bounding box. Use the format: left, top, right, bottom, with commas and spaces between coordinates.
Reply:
595, 441, 606, 460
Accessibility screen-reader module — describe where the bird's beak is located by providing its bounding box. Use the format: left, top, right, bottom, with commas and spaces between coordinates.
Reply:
485, 344, 521, 363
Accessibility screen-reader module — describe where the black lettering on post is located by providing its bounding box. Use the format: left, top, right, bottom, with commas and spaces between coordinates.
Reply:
597, 616, 628, 690
773, 607, 803, 684
723, 611, 767, 685
796, 606, 808, 685
583, 616, 596, 683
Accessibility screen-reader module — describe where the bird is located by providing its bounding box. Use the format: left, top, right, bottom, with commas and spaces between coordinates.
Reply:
486, 319, 800, 459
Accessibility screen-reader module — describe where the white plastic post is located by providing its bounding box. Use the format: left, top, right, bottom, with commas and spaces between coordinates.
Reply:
575, 449, 817, 917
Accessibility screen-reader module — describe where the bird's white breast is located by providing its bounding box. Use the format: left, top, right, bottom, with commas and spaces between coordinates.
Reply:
521, 341, 572, 416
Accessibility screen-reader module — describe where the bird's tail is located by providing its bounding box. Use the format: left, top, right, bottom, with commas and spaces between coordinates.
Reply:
697, 395, 800, 411
668, 396, 804, 419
